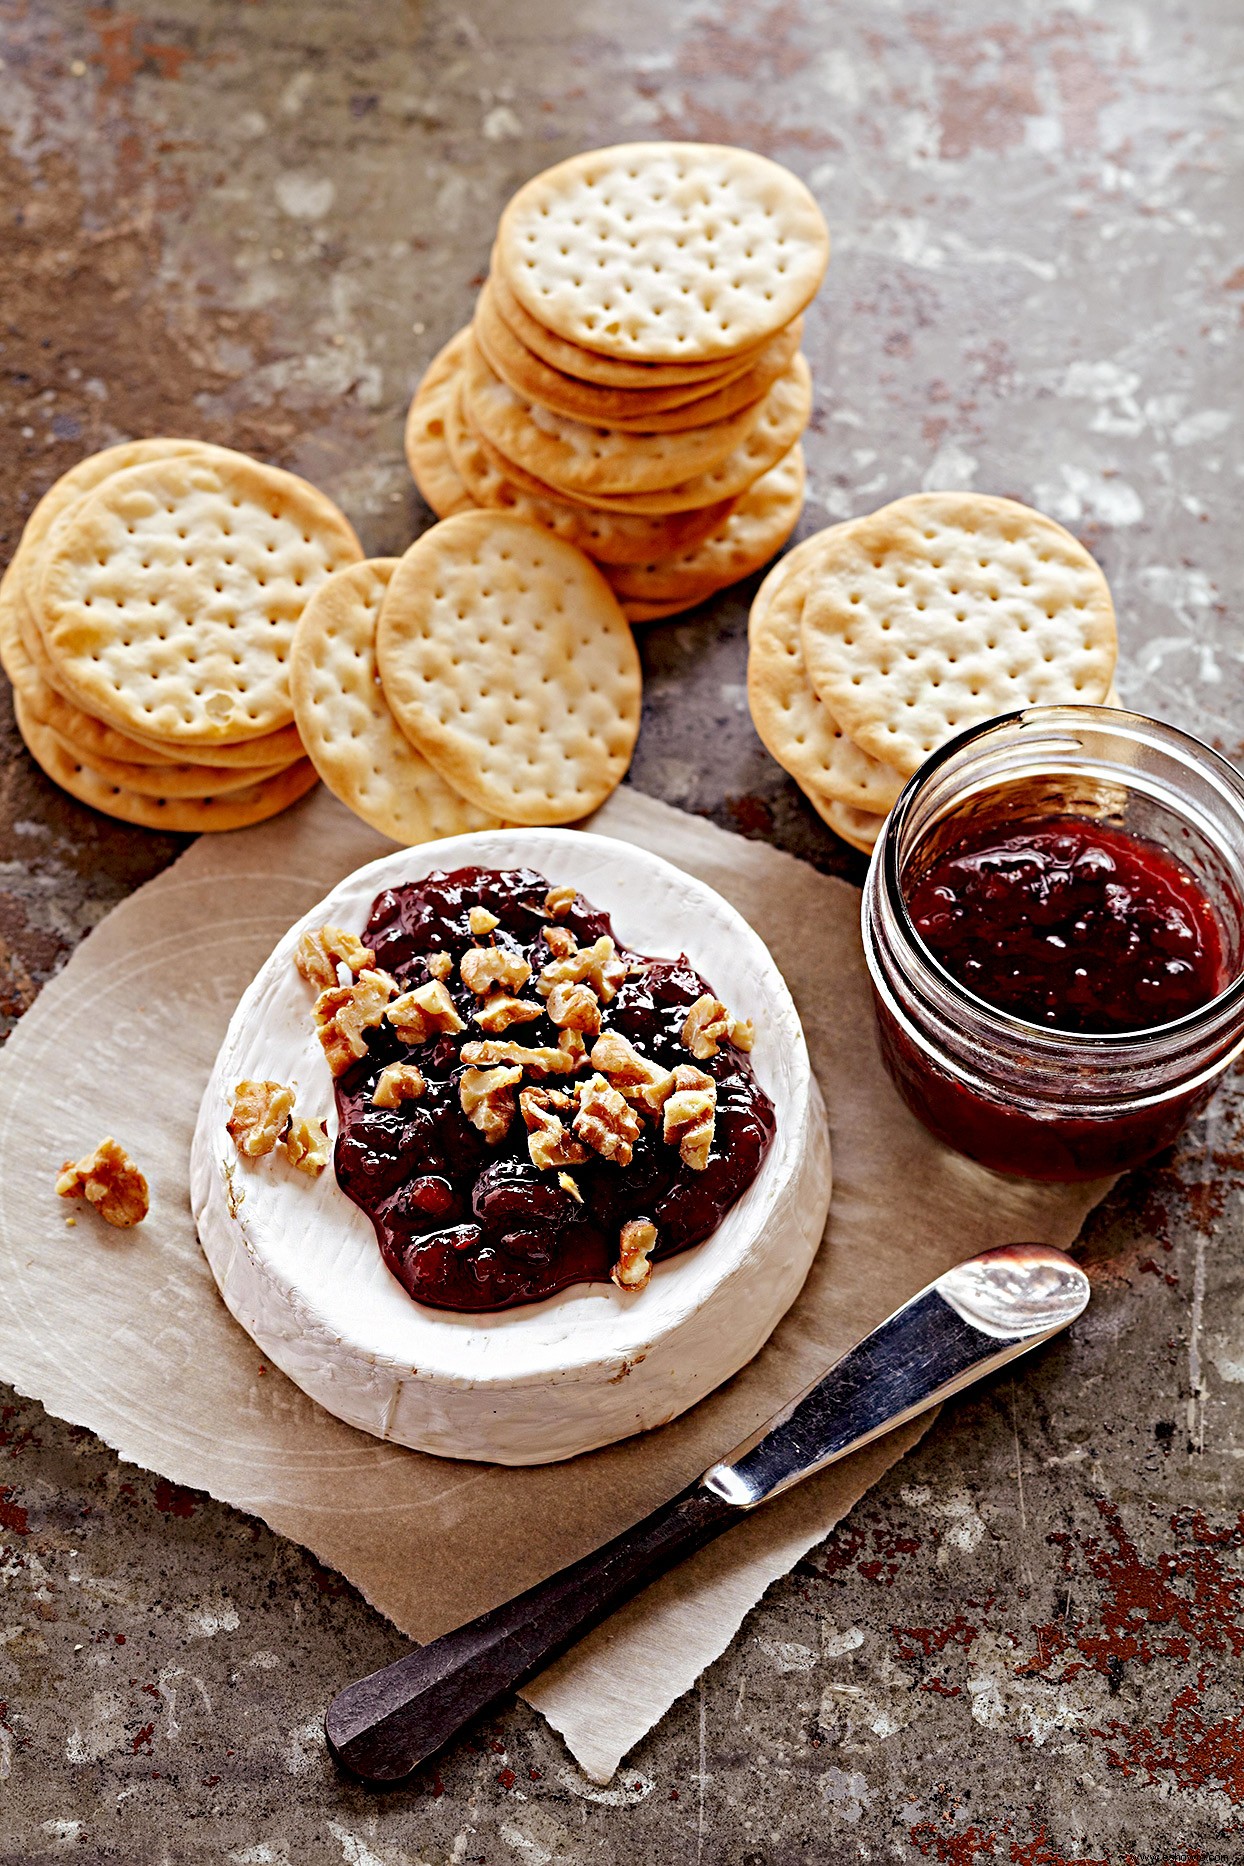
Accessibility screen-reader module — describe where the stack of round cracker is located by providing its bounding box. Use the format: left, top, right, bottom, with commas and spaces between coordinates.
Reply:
0, 438, 364, 830
405, 142, 829, 623
291, 511, 642, 842
748, 492, 1120, 856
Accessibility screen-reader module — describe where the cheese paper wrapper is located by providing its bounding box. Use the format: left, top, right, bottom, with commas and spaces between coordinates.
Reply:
0, 788, 1110, 1783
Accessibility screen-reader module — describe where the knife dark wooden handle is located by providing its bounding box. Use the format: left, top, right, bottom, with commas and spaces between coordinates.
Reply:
325, 1481, 741, 1783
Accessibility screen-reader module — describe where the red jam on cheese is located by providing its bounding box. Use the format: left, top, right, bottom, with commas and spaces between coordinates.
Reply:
332, 866, 774, 1312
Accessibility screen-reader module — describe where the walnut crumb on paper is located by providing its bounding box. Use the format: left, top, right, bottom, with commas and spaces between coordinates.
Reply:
56, 1138, 149, 1228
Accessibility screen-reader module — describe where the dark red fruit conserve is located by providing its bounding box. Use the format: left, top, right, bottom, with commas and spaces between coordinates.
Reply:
906, 816, 1228, 1034
332, 866, 774, 1312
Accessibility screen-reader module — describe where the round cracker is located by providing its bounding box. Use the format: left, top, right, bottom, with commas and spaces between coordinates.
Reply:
291, 558, 502, 845
606, 445, 804, 604
462, 333, 775, 497
375, 513, 642, 826
14, 695, 290, 798
20, 711, 320, 831
404, 331, 478, 519
809, 792, 885, 856
799, 493, 1118, 778
475, 280, 802, 430
496, 142, 829, 362
747, 529, 904, 814
475, 353, 812, 516
488, 267, 757, 390
37, 450, 363, 746
444, 376, 736, 566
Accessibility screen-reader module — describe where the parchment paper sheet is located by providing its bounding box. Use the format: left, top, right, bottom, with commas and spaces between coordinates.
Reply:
0, 787, 1109, 1782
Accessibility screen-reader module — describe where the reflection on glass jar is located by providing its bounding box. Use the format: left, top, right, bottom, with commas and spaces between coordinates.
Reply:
861, 706, 1244, 1182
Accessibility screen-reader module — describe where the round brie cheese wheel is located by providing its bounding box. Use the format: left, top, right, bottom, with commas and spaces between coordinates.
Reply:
190, 829, 832, 1464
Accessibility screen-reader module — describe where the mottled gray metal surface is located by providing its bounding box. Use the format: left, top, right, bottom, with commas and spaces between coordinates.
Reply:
0, 1, 1241, 1859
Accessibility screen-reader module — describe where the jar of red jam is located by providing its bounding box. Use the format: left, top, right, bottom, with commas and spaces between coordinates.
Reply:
861, 706, 1244, 1181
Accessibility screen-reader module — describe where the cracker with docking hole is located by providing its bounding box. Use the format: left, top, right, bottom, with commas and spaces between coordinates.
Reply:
21, 713, 320, 830
605, 445, 804, 605
37, 450, 362, 746
488, 266, 758, 390
290, 557, 503, 845
403, 330, 478, 519
16, 586, 308, 769
811, 793, 885, 856
496, 142, 829, 362
746, 528, 904, 814
476, 278, 801, 427
375, 512, 642, 825
463, 333, 779, 496
799, 493, 1118, 777
13, 695, 291, 799
472, 353, 812, 517
444, 374, 735, 565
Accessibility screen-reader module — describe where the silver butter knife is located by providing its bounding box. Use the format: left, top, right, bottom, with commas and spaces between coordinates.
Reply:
326, 1242, 1089, 1783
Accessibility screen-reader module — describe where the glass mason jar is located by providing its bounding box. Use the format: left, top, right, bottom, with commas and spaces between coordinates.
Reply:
861, 706, 1244, 1182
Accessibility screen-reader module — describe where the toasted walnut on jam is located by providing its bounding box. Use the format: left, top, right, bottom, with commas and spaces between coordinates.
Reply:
537, 935, 627, 1004
613, 1217, 657, 1291
56, 1137, 149, 1228
386, 978, 466, 1045
461, 946, 532, 996
283, 1117, 331, 1177
542, 925, 577, 959
460, 1038, 575, 1078
573, 1073, 642, 1167
473, 992, 544, 1033
589, 1030, 674, 1113
559, 1171, 583, 1203
557, 1027, 589, 1068
227, 1079, 296, 1157
372, 1062, 427, 1109
315, 969, 398, 1075
460, 1064, 522, 1142
545, 979, 602, 1035
682, 993, 755, 1061
544, 885, 577, 918
295, 924, 376, 994
662, 1064, 717, 1171
520, 1086, 589, 1171
468, 905, 499, 936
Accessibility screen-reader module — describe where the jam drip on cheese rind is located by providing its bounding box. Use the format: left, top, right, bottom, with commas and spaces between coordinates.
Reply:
325, 865, 775, 1312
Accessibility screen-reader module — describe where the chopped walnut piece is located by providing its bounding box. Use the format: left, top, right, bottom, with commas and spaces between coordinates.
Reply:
613, 1217, 657, 1291
559, 1171, 584, 1204
537, 935, 627, 1004
282, 1117, 331, 1177
543, 926, 577, 959
426, 951, 454, 982
546, 980, 602, 1035
682, 993, 755, 1060
315, 969, 398, 1074
662, 1064, 717, 1171
227, 1079, 296, 1157
56, 1138, 149, 1228
544, 885, 577, 918
589, 1031, 675, 1113
372, 1063, 427, 1109
459, 1064, 522, 1142
460, 946, 532, 996
573, 1073, 642, 1167
558, 1027, 589, 1068
295, 924, 375, 993
460, 1039, 574, 1078
468, 905, 499, 937
386, 978, 466, 1044
473, 993, 544, 1034
520, 1086, 589, 1171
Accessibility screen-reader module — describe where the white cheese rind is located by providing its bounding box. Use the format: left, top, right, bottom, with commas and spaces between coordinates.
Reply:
190, 829, 832, 1464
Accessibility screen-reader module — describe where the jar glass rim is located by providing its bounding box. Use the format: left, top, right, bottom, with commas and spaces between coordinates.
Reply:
879, 703, 1244, 1051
